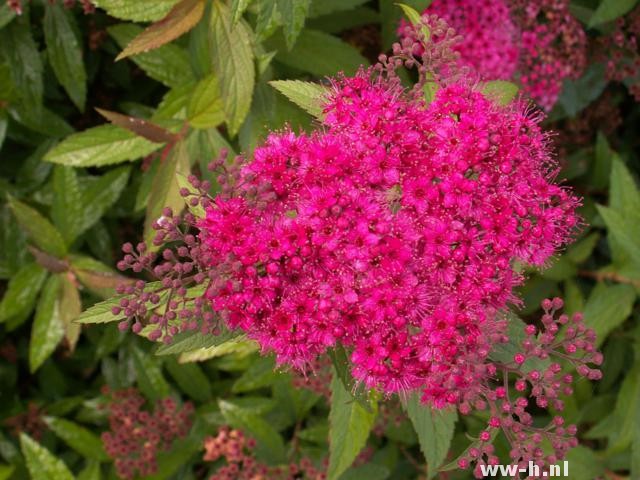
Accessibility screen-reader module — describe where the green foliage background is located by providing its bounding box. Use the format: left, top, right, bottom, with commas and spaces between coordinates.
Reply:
0, 0, 639, 479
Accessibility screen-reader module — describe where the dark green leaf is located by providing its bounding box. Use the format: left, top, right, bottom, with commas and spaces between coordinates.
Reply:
77, 461, 101, 480
19, 433, 74, 480
583, 282, 636, 347
338, 463, 390, 480
610, 156, 640, 214
211, 0, 255, 135
328, 368, 377, 480
52, 166, 84, 245
232, 355, 278, 393
109, 23, 195, 88
403, 393, 456, 479
165, 357, 213, 402
0, 262, 47, 323
0, 4, 16, 29
29, 275, 65, 372
44, 416, 109, 461
44, 4, 87, 111
8, 196, 67, 258
78, 166, 131, 235
277, 0, 311, 49
131, 345, 170, 401
557, 63, 607, 118
589, 0, 639, 27
308, 0, 368, 17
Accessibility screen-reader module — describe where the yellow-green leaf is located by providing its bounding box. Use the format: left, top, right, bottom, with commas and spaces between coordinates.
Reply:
187, 73, 225, 129
269, 80, 327, 118
19, 433, 74, 480
8, 196, 67, 258
29, 275, 65, 372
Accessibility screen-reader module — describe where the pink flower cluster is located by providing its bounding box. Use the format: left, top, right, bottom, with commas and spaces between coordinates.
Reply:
100, 388, 193, 480
198, 70, 578, 401
401, 0, 587, 110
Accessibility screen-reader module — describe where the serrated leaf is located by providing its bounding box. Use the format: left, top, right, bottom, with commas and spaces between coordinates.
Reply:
176, 173, 206, 217
178, 336, 256, 362
328, 368, 377, 480
0, 17, 43, 116
564, 446, 605, 480
589, 0, 639, 27
490, 313, 550, 373
605, 362, 640, 454
78, 166, 131, 235
116, 0, 205, 60
165, 357, 212, 402
583, 282, 636, 347
211, 0, 255, 136
219, 399, 287, 463
482, 80, 519, 106
72, 260, 128, 299
272, 29, 368, 77
232, 355, 278, 393
256, 0, 280, 40
231, 0, 254, 23
44, 124, 161, 167
187, 73, 225, 129
155, 328, 241, 355
131, 345, 170, 401
0, 262, 47, 323
109, 24, 195, 88
597, 205, 640, 271
19, 433, 74, 480
91, 0, 179, 22
75, 296, 127, 324
96, 108, 179, 144
58, 274, 82, 352
269, 80, 327, 118
277, 0, 311, 49
52, 166, 84, 245
610, 156, 640, 214
44, 4, 87, 111
403, 393, 456, 479
144, 140, 190, 246
29, 275, 65, 372
8, 196, 67, 258
44, 416, 108, 461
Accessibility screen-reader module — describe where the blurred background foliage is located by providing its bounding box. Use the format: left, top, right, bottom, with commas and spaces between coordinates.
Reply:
0, 0, 639, 479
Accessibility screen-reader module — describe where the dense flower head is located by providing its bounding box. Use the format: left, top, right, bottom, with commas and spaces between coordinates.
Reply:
400, 0, 587, 110
100, 388, 193, 480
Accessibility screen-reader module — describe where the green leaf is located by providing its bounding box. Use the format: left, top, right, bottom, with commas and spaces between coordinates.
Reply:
481, 80, 519, 105
328, 369, 377, 480
44, 4, 87, 111
0, 110, 7, 151
43, 416, 108, 461
338, 463, 390, 480
490, 313, 550, 373
29, 275, 65, 372
19, 433, 74, 480
308, 0, 368, 17
605, 362, 640, 454
557, 63, 607, 118
277, 0, 311, 49
232, 355, 279, 393
78, 166, 131, 235
59, 273, 82, 352
0, 464, 15, 480
77, 461, 101, 480
269, 80, 328, 118
165, 357, 212, 402
272, 29, 368, 77
8, 196, 67, 258
583, 282, 636, 347
597, 205, 640, 272
0, 17, 43, 116
589, 0, 639, 27
403, 393, 456, 479
211, 0, 255, 136
132, 345, 170, 401
610, 156, 640, 214
0, 263, 47, 323
52, 166, 84, 245
155, 328, 241, 355
219, 399, 287, 463
397, 3, 421, 25
44, 124, 161, 167
75, 296, 126, 324
0, 4, 16, 29
256, 0, 280, 40
231, 0, 254, 23
564, 446, 604, 480
92, 0, 179, 22
116, 0, 205, 60
178, 336, 256, 362
187, 73, 225, 129
109, 24, 195, 88
96, 108, 178, 144
144, 140, 190, 246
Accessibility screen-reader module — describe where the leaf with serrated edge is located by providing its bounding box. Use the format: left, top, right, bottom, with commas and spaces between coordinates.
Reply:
43, 417, 108, 461
187, 73, 225, 129
58, 274, 81, 352
92, 0, 179, 22
8, 196, 67, 258
117, 0, 204, 60
29, 275, 65, 372
0, 263, 48, 323
19, 433, 74, 480
269, 80, 327, 118
96, 108, 179, 144
277, 0, 311, 49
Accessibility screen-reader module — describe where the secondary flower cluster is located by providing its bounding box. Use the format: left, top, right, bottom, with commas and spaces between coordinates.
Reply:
203, 427, 324, 480
400, 0, 587, 110
100, 388, 194, 480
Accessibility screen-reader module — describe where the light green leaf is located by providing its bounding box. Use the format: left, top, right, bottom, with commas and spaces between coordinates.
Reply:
589, 0, 639, 27
397, 3, 422, 25
606, 362, 640, 454
19, 433, 74, 480
187, 73, 225, 129
0, 4, 16, 29
566, 232, 600, 264
404, 393, 456, 479
277, 0, 311, 49
91, 0, 179, 22
272, 29, 368, 77
597, 205, 640, 272
0, 464, 15, 480
269, 80, 328, 118
231, 0, 254, 23
564, 446, 604, 479
58, 273, 82, 352
44, 4, 87, 111
610, 156, 640, 214
44, 417, 108, 461
211, 0, 255, 136
0, 263, 47, 323
165, 357, 212, 402
144, 140, 190, 246
482, 80, 519, 106
0, 17, 43, 116
219, 399, 287, 463
155, 328, 242, 355
178, 336, 256, 362
109, 24, 195, 88
44, 124, 161, 167
583, 282, 636, 347
328, 368, 377, 480
75, 296, 126, 324
77, 461, 101, 480
52, 166, 84, 245
8, 196, 67, 258
29, 275, 65, 372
